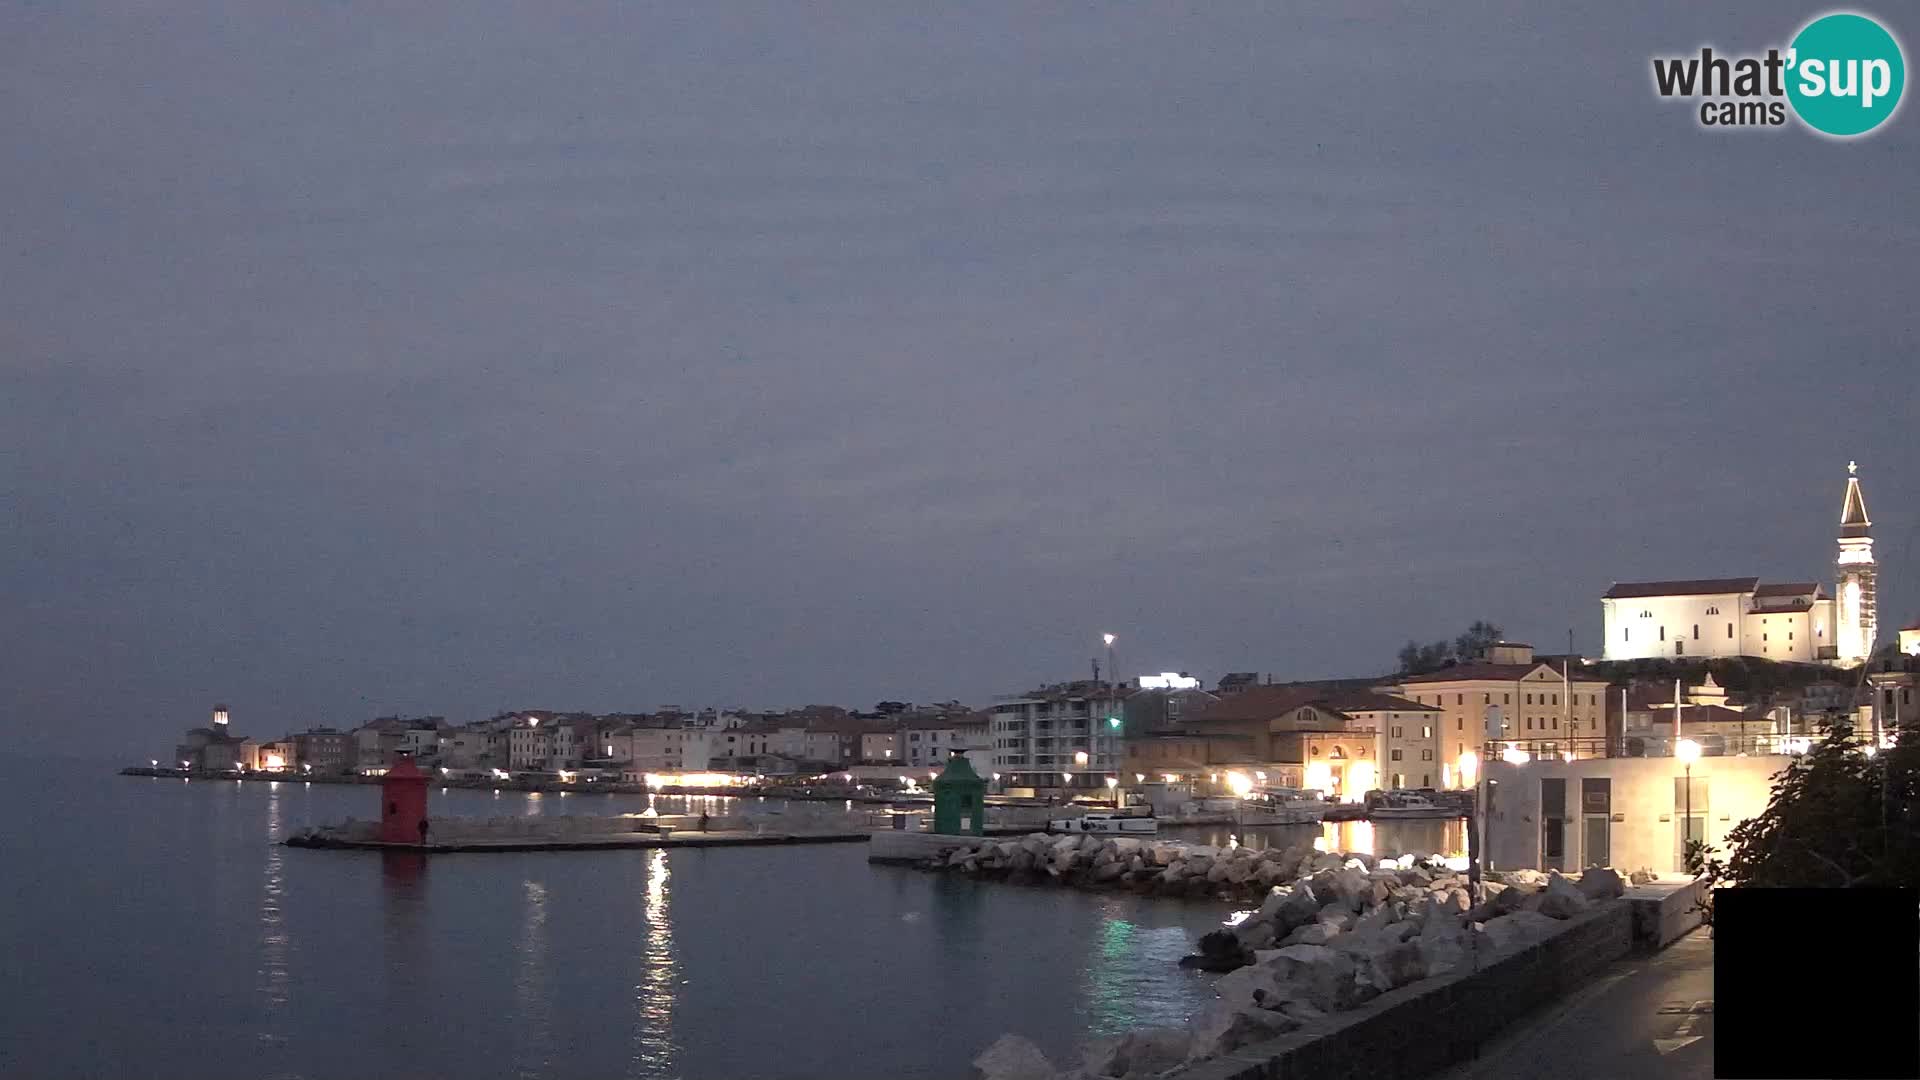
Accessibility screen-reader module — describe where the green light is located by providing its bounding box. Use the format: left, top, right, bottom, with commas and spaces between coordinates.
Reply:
1107, 717, 1122, 729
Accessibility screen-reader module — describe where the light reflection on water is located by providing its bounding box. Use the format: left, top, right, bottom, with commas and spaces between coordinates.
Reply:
515, 880, 554, 1079
257, 783, 291, 1034
8, 776, 1238, 1080
629, 850, 676, 1079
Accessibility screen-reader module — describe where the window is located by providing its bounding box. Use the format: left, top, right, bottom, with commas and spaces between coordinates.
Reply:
1504, 694, 1511, 705
1457, 717, 1463, 731
1526, 718, 1533, 730
1552, 718, 1559, 730
1693, 624, 1699, 639
1789, 631, 1794, 641
1551, 694, 1558, 706
1456, 694, 1463, 705
1624, 628, 1631, 642
1525, 694, 1533, 705
1422, 725, 1433, 738
1391, 726, 1403, 738
1421, 749, 1434, 761
1659, 626, 1666, 641
1727, 623, 1734, 638
1483, 693, 1491, 704
1675, 641, 1684, 656
1762, 633, 1768, 642
1423, 774, 1431, 787
1390, 749, 1403, 761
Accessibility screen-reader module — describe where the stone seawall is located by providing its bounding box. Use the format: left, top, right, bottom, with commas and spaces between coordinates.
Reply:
1168, 901, 1635, 1080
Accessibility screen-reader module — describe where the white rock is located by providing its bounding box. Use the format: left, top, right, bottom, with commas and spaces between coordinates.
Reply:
1342, 857, 1369, 871
973, 1034, 1056, 1080
1265, 944, 1359, 1012
1576, 866, 1625, 901
1480, 910, 1563, 952
1417, 920, 1476, 977
1083, 1027, 1188, 1080
1537, 874, 1592, 919
1187, 1002, 1297, 1061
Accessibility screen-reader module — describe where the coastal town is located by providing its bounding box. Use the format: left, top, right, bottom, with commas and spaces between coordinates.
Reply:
143, 464, 1919, 880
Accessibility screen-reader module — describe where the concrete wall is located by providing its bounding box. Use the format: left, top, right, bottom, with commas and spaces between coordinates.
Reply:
1484, 754, 1790, 875
1170, 901, 1635, 1080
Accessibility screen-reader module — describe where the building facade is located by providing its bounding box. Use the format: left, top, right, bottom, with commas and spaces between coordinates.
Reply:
1484, 753, 1791, 875
990, 682, 1127, 792
1392, 643, 1611, 787
1600, 464, 1877, 666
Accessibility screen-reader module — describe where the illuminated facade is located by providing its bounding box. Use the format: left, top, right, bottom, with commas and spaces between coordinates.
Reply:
1600, 463, 1877, 666
1835, 461, 1876, 665
1393, 643, 1611, 787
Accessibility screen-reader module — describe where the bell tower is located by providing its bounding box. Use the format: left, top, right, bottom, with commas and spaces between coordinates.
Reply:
1836, 461, 1876, 665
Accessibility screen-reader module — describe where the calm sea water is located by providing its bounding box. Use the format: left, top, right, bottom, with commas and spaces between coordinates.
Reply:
2, 765, 1257, 1080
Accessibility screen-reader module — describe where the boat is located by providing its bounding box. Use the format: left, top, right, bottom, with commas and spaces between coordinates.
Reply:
1368, 793, 1461, 820
1047, 811, 1159, 835
1236, 789, 1333, 825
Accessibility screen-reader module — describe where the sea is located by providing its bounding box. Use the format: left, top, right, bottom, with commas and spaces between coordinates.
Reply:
0, 762, 1457, 1080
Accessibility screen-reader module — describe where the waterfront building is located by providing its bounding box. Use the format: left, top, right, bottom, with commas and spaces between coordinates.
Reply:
860, 729, 899, 763
437, 722, 507, 770
174, 704, 259, 770
989, 681, 1127, 794
354, 716, 447, 770
1120, 685, 1220, 737
1391, 642, 1611, 788
1483, 747, 1792, 875
1118, 687, 1387, 800
256, 740, 293, 771
898, 711, 990, 770
612, 723, 713, 773
289, 727, 352, 774
1600, 463, 1877, 666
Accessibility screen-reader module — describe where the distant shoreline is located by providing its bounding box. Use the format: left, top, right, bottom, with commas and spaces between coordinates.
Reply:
116, 765, 931, 803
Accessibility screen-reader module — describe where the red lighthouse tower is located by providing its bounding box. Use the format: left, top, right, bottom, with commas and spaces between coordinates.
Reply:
379, 754, 431, 845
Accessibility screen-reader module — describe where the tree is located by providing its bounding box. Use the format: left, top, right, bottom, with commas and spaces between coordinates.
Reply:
1395, 620, 1506, 674
1453, 620, 1505, 662
1715, 717, 1920, 888
1397, 639, 1454, 675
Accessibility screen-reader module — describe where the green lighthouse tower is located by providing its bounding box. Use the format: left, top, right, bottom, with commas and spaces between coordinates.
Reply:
931, 751, 987, 836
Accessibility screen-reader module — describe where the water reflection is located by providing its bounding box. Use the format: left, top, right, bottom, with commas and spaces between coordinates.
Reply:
515, 880, 554, 1077
1083, 909, 1140, 1034
629, 850, 677, 1079
257, 783, 291, 1048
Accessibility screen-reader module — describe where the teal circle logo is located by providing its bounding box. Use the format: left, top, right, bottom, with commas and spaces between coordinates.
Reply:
1787, 13, 1905, 136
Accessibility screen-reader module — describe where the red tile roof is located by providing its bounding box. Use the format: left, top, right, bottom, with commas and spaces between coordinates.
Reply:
1603, 578, 1759, 599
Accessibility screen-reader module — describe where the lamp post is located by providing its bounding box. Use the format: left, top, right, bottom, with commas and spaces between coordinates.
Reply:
1458, 750, 1481, 886
1106, 775, 1119, 807
1676, 738, 1701, 873
1101, 633, 1117, 788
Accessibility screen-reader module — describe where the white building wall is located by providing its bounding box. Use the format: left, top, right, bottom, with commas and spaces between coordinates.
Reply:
1484, 755, 1790, 875
1602, 591, 1751, 661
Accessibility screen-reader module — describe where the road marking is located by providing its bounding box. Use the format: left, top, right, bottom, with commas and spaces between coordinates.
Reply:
1652, 998, 1711, 1054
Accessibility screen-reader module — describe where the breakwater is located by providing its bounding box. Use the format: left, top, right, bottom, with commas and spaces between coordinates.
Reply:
968, 845, 1639, 1080
285, 813, 872, 852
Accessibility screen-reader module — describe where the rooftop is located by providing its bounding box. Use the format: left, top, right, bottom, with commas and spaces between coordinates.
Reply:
1603, 577, 1760, 599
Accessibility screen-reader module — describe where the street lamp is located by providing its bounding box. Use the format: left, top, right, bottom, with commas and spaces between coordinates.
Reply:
1458, 750, 1482, 887
1676, 738, 1701, 872
1105, 775, 1119, 807
1074, 750, 1089, 765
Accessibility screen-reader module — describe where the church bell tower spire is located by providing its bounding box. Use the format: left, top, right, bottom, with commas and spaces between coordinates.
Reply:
1836, 460, 1876, 665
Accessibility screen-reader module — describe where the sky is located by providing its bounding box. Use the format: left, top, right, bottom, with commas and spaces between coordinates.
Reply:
4, 3, 1916, 755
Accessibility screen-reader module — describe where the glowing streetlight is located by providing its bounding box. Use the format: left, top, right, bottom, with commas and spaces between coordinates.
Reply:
1073, 750, 1089, 766
1134, 773, 1146, 783
1500, 743, 1530, 766
991, 772, 1001, 782
1225, 771, 1254, 798
1105, 775, 1119, 807
1061, 771, 1073, 783
1457, 750, 1479, 788
1676, 738, 1701, 871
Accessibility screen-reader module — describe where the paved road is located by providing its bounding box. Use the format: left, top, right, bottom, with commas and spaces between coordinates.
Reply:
1439, 929, 1714, 1080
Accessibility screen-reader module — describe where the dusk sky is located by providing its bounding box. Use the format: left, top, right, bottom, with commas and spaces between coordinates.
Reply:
5, 3, 1915, 756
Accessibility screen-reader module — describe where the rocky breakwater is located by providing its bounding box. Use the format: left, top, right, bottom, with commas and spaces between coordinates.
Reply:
971, 863, 1629, 1080
911, 833, 1374, 905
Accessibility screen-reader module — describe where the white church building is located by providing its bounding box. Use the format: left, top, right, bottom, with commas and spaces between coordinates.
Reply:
1602, 464, 1877, 667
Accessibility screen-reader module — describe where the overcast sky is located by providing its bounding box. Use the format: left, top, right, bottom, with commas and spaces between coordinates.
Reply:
4, 3, 1916, 755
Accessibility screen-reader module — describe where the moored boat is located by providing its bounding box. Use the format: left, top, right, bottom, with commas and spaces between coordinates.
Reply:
1047, 811, 1159, 835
